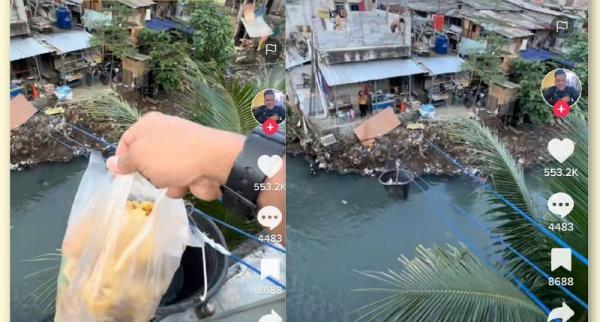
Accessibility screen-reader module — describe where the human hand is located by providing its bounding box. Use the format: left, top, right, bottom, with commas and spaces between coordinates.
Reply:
561, 96, 571, 103
270, 114, 280, 121
106, 112, 245, 200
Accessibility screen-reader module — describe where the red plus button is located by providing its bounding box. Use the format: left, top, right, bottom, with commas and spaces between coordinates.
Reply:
553, 101, 571, 119
262, 119, 279, 135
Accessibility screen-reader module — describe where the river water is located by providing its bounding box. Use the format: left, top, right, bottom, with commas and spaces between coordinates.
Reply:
12, 156, 498, 322
286, 156, 498, 322
11, 158, 88, 322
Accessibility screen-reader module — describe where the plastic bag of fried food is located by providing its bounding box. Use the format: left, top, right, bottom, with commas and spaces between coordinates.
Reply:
54, 151, 202, 322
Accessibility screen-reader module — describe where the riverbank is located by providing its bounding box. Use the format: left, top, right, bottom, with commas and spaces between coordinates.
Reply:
287, 115, 553, 177
10, 89, 186, 171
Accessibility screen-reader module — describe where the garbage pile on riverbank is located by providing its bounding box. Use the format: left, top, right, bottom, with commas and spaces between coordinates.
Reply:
287, 118, 552, 177
10, 108, 115, 171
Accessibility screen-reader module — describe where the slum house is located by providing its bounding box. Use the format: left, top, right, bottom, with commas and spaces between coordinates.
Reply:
25, 0, 84, 27
11, 0, 30, 37
234, 0, 285, 47
406, 0, 580, 72
311, 8, 414, 120
10, 37, 54, 99
38, 30, 99, 86
115, 0, 156, 26
502, 0, 581, 54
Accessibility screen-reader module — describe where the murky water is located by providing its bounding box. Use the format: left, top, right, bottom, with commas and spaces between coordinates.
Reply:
286, 157, 497, 322
11, 159, 88, 322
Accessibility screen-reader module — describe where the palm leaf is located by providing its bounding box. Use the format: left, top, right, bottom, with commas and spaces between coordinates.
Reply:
352, 244, 546, 322
447, 118, 550, 292
180, 63, 286, 134
84, 94, 141, 131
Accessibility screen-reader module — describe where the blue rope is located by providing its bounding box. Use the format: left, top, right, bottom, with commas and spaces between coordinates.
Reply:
195, 210, 286, 254
64, 122, 117, 149
424, 138, 588, 267
229, 253, 286, 290
410, 178, 551, 316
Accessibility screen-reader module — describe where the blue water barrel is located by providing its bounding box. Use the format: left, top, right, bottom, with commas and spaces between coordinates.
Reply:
55, 7, 72, 29
434, 35, 449, 54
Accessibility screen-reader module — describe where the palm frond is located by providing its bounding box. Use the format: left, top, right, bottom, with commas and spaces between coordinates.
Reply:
448, 118, 550, 291
352, 244, 546, 322
178, 61, 269, 134
253, 65, 285, 92
84, 94, 141, 131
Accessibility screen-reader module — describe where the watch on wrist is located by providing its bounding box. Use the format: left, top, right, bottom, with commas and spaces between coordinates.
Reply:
221, 126, 285, 219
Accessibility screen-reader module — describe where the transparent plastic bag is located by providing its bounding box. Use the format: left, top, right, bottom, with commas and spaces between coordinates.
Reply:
54, 151, 208, 322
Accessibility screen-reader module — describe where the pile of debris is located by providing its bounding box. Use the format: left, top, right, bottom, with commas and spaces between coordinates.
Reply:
288, 118, 553, 177
10, 102, 119, 171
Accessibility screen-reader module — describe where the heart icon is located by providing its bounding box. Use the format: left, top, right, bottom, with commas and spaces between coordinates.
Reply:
257, 155, 283, 178
547, 138, 575, 163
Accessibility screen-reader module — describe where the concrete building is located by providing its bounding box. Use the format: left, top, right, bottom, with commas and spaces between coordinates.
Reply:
10, 0, 30, 37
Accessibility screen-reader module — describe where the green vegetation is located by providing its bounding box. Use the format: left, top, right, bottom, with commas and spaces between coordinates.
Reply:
89, 3, 135, 61
137, 29, 190, 91
566, 33, 588, 97
188, 0, 235, 66
511, 59, 553, 124
461, 32, 508, 100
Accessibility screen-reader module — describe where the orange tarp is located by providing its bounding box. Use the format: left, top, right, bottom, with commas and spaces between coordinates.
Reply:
10, 95, 38, 130
353, 107, 400, 146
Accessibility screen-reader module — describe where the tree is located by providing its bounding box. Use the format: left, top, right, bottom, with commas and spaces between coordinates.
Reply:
90, 3, 136, 63
511, 59, 553, 124
187, 0, 235, 66
137, 29, 190, 91
461, 32, 508, 106
566, 33, 588, 97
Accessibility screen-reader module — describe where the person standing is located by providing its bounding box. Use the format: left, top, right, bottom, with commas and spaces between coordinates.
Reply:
358, 90, 369, 117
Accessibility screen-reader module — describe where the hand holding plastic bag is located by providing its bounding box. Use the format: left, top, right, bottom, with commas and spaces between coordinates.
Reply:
55, 152, 205, 322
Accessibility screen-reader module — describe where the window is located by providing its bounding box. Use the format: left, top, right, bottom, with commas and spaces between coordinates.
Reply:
349, 4, 359, 11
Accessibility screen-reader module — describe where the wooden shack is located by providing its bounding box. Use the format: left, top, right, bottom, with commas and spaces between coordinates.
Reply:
488, 80, 520, 116
122, 52, 150, 90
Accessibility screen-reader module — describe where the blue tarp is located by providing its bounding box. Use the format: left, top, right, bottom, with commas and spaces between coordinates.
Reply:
419, 104, 436, 119
145, 18, 194, 35
520, 48, 574, 67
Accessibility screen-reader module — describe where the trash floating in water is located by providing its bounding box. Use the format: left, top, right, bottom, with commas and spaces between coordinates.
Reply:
341, 200, 348, 205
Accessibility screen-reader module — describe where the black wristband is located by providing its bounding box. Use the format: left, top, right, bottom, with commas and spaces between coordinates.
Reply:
221, 127, 285, 219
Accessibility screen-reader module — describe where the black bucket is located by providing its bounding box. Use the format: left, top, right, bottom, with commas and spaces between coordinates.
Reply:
155, 208, 228, 317
378, 169, 414, 200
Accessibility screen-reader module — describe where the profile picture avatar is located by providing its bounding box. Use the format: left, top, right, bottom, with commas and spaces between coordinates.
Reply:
252, 89, 286, 124
540, 68, 582, 107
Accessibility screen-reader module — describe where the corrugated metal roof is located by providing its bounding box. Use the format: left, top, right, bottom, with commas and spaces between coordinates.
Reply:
39, 30, 94, 54
319, 58, 426, 86
10, 37, 53, 61
117, 0, 155, 8
417, 56, 466, 76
